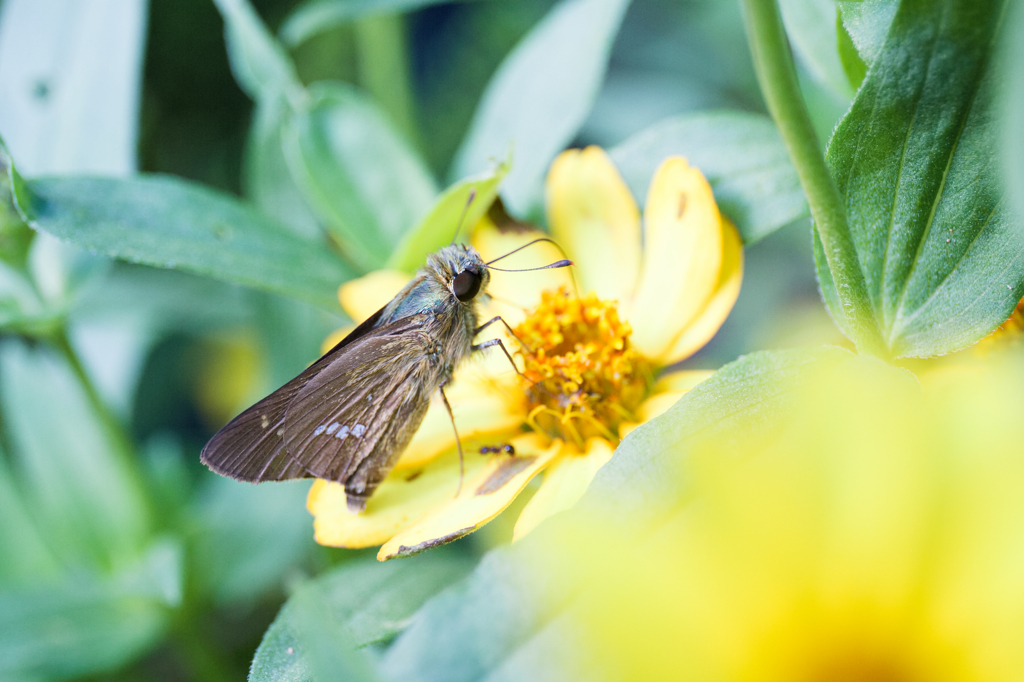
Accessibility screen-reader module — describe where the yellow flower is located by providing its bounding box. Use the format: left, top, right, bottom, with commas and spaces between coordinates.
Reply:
557, 356, 1024, 682
308, 146, 743, 560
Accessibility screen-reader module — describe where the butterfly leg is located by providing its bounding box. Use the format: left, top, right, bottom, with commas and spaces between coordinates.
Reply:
472, 337, 527, 379
474, 316, 533, 353
439, 384, 465, 497
474, 337, 566, 403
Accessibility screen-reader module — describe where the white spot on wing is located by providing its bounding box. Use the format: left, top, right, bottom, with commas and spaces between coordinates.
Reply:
335, 425, 350, 440
326, 422, 340, 435
352, 423, 366, 437
313, 425, 326, 436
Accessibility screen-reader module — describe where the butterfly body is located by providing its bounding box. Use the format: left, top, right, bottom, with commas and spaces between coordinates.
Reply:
201, 244, 491, 512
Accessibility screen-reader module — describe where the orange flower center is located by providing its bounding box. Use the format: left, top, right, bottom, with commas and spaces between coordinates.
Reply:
513, 287, 652, 445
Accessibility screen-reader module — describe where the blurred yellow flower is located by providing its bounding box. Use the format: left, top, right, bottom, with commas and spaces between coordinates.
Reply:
560, 356, 1024, 682
195, 333, 264, 430
975, 296, 1024, 353
308, 147, 743, 560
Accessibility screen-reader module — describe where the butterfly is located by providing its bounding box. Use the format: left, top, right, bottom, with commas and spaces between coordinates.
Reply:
201, 239, 570, 513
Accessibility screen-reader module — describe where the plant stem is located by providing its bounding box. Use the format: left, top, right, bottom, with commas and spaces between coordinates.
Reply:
355, 13, 420, 149
52, 329, 154, 519
740, 0, 884, 356
54, 330, 109, 422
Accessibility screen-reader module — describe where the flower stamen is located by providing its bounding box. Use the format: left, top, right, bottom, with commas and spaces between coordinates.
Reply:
514, 287, 652, 443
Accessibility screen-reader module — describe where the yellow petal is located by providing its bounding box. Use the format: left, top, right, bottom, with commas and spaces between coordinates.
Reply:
512, 437, 613, 542
338, 269, 410, 322
629, 158, 723, 359
471, 219, 574, 328
658, 218, 744, 365
616, 386, 695, 439
307, 446, 491, 549
618, 421, 640, 439
377, 434, 562, 560
653, 369, 714, 394
546, 147, 641, 303
395, 365, 525, 470
636, 390, 688, 423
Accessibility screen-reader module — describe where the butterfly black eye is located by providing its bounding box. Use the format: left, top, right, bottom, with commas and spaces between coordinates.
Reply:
452, 270, 482, 302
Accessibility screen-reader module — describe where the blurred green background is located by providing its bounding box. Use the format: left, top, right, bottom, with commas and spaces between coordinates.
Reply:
0, 0, 850, 679
136, 0, 842, 371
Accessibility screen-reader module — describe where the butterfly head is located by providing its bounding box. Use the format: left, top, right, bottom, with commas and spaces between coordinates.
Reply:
428, 244, 490, 305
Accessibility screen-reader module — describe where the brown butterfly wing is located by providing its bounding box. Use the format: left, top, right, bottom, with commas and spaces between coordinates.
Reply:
200, 306, 387, 482
283, 314, 439, 511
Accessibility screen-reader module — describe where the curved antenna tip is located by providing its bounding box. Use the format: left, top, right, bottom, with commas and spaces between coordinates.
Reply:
486, 258, 573, 273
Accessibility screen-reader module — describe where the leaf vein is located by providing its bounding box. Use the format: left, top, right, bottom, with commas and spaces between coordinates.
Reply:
889, 7, 996, 345
892, 198, 1002, 333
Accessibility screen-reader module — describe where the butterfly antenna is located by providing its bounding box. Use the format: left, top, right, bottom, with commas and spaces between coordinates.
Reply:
450, 189, 477, 245
485, 259, 573, 273
485, 237, 565, 265
485, 237, 580, 296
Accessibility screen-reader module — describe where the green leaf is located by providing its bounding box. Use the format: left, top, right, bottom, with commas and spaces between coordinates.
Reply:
11, 174, 352, 310
836, 12, 868, 90
824, 0, 1022, 357
609, 111, 808, 245
250, 553, 475, 682
0, 260, 55, 337
779, 0, 853, 98
381, 545, 568, 682
812, 225, 845, 342
388, 162, 509, 272
71, 265, 256, 340
0, 540, 180, 680
0, 340, 150, 570
0, 0, 146, 175
999, 0, 1024, 219
280, 0, 456, 46
0, 446, 60, 585
189, 478, 316, 605
68, 265, 260, 419
450, 0, 631, 218
245, 97, 325, 240
380, 348, 856, 681
213, 0, 303, 101
0, 179, 34, 269
0, 131, 115, 332
837, 0, 898, 67
0, 227, 109, 339
286, 588, 383, 682
0, 138, 33, 214
284, 82, 438, 271
29, 230, 113, 308
353, 14, 420, 147
252, 290, 346, 390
